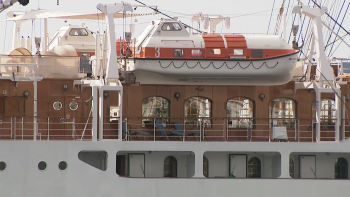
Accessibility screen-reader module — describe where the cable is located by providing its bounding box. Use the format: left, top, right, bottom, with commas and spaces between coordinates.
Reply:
267, 0, 276, 34
328, 2, 350, 56
325, 0, 346, 51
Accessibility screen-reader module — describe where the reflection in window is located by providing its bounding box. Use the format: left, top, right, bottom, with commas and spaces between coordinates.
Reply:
290, 158, 294, 178
184, 97, 212, 127
248, 157, 261, 178
335, 158, 348, 179
191, 49, 202, 57
142, 97, 170, 126
209, 49, 221, 55
69, 28, 88, 36
233, 49, 243, 55
164, 156, 177, 177
269, 98, 296, 128
203, 156, 208, 177
312, 99, 336, 126
161, 22, 182, 31
173, 49, 184, 57
227, 97, 254, 128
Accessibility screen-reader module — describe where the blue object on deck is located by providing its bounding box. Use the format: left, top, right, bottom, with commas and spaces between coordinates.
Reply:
173, 121, 205, 136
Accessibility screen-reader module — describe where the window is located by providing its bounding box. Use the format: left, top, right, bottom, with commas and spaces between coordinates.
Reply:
142, 97, 170, 126
209, 49, 221, 55
78, 151, 107, 171
312, 99, 336, 126
191, 49, 202, 57
248, 157, 261, 178
161, 22, 182, 31
203, 156, 208, 177
233, 49, 243, 55
53, 101, 62, 111
173, 49, 184, 57
0, 161, 6, 171
59, 161, 68, 171
227, 97, 254, 128
269, 98, 296, 128
69, 101, 79, 111
251, 50, 263, 58
38, 161, 47, 171
335, 158, 348, 179
69, 28, 88, 36
164, 156, 177, 177
184, 97, 212, 127
290, 158, 294, 178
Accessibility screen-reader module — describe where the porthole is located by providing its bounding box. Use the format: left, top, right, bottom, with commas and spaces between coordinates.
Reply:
58, 161, 67, 171
53, 101, 62, 111
38, 161, 47, 171
0, 161, 6, 171
69, 101, 78, 111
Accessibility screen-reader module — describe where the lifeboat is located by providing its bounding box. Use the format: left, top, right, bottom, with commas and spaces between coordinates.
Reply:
123, 19, 298, 85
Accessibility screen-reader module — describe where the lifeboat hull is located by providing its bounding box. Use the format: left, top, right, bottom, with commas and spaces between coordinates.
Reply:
130, 52, 299, 85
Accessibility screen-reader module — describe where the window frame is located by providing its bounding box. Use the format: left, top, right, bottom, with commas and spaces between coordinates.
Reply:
312, 99, 336, 126
226, 97, 254, 128
247, 157, 261, 178
191, 49, 202, 57
142, 96, 170, 127
161, 22, 182, 31
269, 98, 297, 129
335, 157, 348, 179
173, 49, 185, 57
164, 156, 177, 177
184, 97, 212, 128
69, 28, 89, 36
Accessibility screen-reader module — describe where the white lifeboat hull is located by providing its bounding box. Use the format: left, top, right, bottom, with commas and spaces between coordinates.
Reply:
131, 52, 299, 86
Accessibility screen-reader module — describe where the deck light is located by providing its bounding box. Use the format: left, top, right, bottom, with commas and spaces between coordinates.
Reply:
174, 93, 181, 101
259, 94, 265, 101
23, 91, 30, 98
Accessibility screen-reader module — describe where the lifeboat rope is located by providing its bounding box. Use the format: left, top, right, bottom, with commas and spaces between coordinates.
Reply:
158, 61, 279, 69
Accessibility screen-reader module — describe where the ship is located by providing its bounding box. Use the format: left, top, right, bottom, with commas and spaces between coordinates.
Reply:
1, 0, 350, 197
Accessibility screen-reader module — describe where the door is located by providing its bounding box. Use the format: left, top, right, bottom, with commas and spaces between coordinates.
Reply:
229, 154, 247, 178
300, 155, 316, 178
129, 154, 145, 177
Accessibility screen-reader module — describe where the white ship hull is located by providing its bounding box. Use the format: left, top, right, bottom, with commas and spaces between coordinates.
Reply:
131, 52, 298, 85
1, 141, 350, 197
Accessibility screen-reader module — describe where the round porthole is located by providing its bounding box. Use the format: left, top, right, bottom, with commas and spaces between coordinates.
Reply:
0, 161, 6, 171
53, 101, 62, 111
38, 161, 47, 171
69, 101, 78, 111
58, 161, 67, 171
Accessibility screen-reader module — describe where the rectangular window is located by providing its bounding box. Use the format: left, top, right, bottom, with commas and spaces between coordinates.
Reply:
191, 49, 202, 57
173, 49, 184, 57
69, 28, 88, 36
251, 50, 263, 58
233, 49, 244, 55
209, 49, 221, 55
161, 22, 182, 31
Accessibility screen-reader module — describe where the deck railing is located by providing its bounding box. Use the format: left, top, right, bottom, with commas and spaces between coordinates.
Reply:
0, 116, 342, 142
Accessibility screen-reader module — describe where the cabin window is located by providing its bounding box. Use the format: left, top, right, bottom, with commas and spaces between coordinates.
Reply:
209, 49, 221, 55
69, 28, 88, 36
184, 97, 212, 127
312, 99, 336, 126
233, 49, 244, 55
251, 50, 263, 58
161, 22, 182, 31
142, 97, 170, 126
164, 156, 177, 177
248, 157, 261, 178
191, 49, 202, 57
289, 158, 294, 178
335, 158, 348, 179
0, 161, 6, 171
173, 49, 184, 57
203, 156, 209, 177
269, 98, 296, 129
227, 97, 254, 128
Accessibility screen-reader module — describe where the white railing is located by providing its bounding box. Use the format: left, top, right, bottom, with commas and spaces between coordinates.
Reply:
0, 117, 342, 142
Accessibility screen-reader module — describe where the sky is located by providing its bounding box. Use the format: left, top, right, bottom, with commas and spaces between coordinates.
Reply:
0, 0, 349, 58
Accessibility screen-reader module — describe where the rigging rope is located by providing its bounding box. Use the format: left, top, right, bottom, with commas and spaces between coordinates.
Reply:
267, 0, 276, 34
325, 0, 345, 51
328, 2, 350, 56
